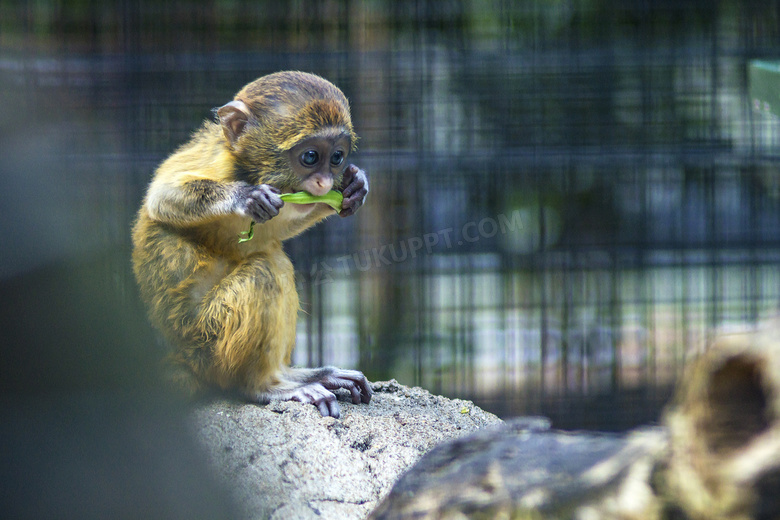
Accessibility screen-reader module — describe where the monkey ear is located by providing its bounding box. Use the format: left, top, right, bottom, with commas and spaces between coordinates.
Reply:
216, 100, 252, 147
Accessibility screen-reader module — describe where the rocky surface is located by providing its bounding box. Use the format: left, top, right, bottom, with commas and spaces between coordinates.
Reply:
190, 379, 502, 520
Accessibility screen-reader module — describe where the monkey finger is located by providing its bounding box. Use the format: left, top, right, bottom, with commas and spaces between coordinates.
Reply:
247, 197, 279, 222
344, 189, 368, 206
340, 163, 359, 183
317, 399, 332, 417
341, 168, 367, 198
339, 192, 367, 218
317, 394, 340, 417
344, 375, 372, 404
360, 382, 373, 404
258, 196, 281, 217
354, 379, 372, 403
350, 384, 362, 404
269, 196, 284, 211
247, 205, 271, 223
339, 168, 357, 194
251, 188, 282, 213
290, 384, 339, 417
258, 185, 284, 210
242, 195, 265, 219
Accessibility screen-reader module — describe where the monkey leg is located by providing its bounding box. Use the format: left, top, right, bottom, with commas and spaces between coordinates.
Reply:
189, 250, 299, 394
187, 252, 372, 418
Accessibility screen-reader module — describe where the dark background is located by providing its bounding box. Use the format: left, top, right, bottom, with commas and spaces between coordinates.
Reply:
3, 0, 780, 435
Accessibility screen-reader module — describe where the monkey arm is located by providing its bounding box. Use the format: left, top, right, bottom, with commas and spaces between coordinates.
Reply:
144, 177, 283, 227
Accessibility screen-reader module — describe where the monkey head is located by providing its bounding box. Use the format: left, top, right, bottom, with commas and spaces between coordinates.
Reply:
216, 71, 359, 195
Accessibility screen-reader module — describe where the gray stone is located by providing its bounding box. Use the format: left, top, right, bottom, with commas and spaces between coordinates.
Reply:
190, 379, 502, 520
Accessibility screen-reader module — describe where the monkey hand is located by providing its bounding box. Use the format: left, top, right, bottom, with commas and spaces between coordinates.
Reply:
236, 184, 284, 223
338, 164, 369, 217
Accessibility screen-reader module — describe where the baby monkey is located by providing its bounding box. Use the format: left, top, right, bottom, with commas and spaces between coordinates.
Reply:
132, 71, 372, 417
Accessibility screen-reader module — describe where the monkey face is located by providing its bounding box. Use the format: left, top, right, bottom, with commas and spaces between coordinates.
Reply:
286, 134, 351, 197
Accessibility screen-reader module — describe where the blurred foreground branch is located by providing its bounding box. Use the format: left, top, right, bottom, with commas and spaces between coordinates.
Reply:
371, 319, 780, 520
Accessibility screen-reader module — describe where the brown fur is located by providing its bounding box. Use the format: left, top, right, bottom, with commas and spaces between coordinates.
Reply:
132, 71, 359, 399
231, 71, 358, 187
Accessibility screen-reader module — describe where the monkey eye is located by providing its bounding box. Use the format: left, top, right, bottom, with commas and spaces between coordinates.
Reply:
300, 150, 319, 166
330, 150, 345, 167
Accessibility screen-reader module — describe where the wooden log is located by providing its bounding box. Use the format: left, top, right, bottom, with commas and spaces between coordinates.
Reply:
370, 319, 780, 519
659, 319, 780, 519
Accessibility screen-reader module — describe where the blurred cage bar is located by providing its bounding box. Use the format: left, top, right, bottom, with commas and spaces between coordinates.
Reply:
288, 1, 780, 430
3, 1, 780, 429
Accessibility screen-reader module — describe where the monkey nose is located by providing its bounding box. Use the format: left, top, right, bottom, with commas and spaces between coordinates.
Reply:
308, 175, 333, 196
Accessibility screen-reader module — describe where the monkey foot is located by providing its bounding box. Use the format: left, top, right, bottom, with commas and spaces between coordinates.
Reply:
287, 382, 342, 418
318, 368, 373, 406
252, 367, 373, 418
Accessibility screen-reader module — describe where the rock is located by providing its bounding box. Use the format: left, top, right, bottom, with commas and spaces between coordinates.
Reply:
190, 379, 502, 520
191, 321, 780, 519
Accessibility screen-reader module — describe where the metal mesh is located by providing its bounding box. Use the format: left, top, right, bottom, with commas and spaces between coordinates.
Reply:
3, 1, 780, 429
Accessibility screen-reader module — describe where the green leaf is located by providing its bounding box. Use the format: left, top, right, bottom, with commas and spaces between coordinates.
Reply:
238, 220, 255, 243
237, 190, 343, 243
280, 190, 344, 212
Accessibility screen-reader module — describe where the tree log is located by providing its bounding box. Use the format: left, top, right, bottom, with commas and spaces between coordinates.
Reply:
371, 320, 780, 519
